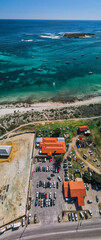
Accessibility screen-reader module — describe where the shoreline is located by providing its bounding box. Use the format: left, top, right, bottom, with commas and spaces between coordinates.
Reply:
0, 95, 101, 117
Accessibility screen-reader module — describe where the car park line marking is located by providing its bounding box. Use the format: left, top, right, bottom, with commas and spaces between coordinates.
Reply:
19, 227, 101, 240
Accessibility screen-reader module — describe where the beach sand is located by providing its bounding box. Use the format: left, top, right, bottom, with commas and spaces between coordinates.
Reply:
0, 96, 101, 117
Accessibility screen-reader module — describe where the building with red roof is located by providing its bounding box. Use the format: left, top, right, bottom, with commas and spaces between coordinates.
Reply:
64, 179, 86, 206
39, 137, 66, 156
77, 126, 88, 134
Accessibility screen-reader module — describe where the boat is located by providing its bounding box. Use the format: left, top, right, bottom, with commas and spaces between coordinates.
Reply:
81, 54, 85, 56
56, 60, 60, 63
65, 61, 70, 64
96, 56, 99, 59
89, 72, 93, 75
43, 60, 48, 62
37, 68, 43, 72
53, 82, 55, 86
73, 58, 76, 60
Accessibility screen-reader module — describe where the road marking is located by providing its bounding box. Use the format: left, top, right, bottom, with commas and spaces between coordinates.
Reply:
18, 226, 101, 240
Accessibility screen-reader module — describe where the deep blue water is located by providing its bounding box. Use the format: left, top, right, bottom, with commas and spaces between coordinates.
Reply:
0, 20, 101, 103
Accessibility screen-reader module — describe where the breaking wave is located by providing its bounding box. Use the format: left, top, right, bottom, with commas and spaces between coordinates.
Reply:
40, 33, 61, 39
21, 39, 33, 42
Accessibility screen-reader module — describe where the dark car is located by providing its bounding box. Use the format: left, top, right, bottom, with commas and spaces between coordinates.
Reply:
96, 195, 99, 202
35, 200, 37, 206
39, 181, 42, 187
51, 173, 55, 177
34, 214, 37, 224
51, 199, 53, 206
39, 192, 41, 198
58, 215, 61, 223
56, 182, 59, 189
68, 213, 71, 221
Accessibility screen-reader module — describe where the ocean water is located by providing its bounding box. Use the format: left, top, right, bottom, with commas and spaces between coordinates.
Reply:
0, 20, 101, 103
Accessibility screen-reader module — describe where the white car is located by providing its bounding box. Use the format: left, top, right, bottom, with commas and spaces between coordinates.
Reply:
49, 192, 52, 199
93, 158, 98, 162
0, 228, 6, 234
36, 192, 39, 199
88, 210, 93, 216
58, 176, 62, 182
22, 217, 25, 227
75, 213, 78, 221
28, 213, 31, 224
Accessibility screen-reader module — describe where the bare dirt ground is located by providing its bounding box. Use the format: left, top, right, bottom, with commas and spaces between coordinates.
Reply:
0, 133, 34, 227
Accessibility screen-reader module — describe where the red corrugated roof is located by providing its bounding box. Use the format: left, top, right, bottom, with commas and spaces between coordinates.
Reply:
64, 179, 86, 206
64, 182, 69, 198
78, 126, 88, 132
40, 138, 66, 155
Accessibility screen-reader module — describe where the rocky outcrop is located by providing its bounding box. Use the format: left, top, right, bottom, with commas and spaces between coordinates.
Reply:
64, 33, 95, 38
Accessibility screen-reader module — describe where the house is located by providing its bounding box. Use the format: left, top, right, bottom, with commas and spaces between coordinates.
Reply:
77, 126, 89, 134
64, 179, 86, 206
39, 137, 66, 156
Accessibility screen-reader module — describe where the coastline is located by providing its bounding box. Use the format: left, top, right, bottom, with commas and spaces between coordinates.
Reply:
0, 95, 101, 117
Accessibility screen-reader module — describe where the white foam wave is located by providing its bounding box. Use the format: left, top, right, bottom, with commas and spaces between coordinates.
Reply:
40, 34, 60, 39
21, 39, 33, 42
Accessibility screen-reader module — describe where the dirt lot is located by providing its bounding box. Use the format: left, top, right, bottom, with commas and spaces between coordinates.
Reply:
0, 133, 34, 227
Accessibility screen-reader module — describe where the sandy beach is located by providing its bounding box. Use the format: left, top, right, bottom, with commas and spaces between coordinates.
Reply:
0, 96, 101, 117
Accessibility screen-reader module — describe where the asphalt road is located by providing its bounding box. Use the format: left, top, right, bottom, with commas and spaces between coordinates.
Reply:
1, 219, 101, 240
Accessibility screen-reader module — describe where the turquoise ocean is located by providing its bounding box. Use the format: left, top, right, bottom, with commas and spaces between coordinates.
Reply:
0, 20, 101, 103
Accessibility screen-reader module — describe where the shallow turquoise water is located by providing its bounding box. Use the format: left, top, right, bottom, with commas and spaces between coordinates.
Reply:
0, 20, 101, 103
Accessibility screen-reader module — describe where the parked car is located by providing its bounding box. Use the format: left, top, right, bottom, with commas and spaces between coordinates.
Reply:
75, 213, 78, 221
71, 213, 74, 221
56, 182, 59, 189
58, 215, 61, 223
34, 214, 37, 224
84, 211, 88, 219
51, 173, 55, 177
88, 210, 93, 216
58, 176, 62, 182
79, 212, 84, 219
28, 213, 31, 224
22, 217, 25, 227
65, 177, 69, 181
68, 213, 71, 221
53, 181, 56, 188
49, 192, 52, 199
96, 195, 99, 202
35, 200, 37, 206
87, 200, 93, 204
53, 199, 55, 206
36, 192, 39, 199
45, 199, 48, 207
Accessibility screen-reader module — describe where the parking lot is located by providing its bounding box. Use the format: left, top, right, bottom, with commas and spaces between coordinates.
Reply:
30, 149, 101, 225
31, 156, 65, 224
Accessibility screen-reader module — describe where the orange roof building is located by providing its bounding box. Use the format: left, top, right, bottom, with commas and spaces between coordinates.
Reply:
39, 137, 66, 156
64, 179, 86, 206
78, 126, 88, 133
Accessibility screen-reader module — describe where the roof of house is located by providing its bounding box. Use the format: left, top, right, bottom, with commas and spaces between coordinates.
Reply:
64, 179, 86, 206
0, 145, 12, 157
64, 182, 69, 198
40, 138, 66, 155
78, 126, 88, 132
